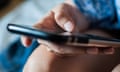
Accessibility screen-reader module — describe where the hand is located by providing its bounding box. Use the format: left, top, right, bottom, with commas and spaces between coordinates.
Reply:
22, 1, 120, 72
23, 29, 120, 72
21, 0, 89, 47
21, 1, 114, 55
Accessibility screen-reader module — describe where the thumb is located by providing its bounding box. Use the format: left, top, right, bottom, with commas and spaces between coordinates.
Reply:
52, 3, 75, 32
112, 64, 120, 72
55, 16, 74, 32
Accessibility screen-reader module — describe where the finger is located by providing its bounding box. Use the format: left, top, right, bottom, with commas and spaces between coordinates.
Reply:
34, 11, 63, 33
86, 47, 99, 54
52, 3, 75, 32
38, 39, 115, 55
85, 29, 115, 55
37, 39, 106, 55
98, 47, 115, 54
21, 11, 63, 47
37, 39, 85, 55
21, 36, 32, 47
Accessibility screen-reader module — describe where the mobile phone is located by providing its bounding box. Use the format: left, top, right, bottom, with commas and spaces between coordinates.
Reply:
7, 24, 120, 47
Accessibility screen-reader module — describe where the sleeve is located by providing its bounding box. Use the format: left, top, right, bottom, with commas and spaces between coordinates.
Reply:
0, 39, 39, 72
73, 0, 119, 30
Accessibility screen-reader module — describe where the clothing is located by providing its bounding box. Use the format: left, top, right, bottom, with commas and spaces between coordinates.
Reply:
73, 0, 120, 30
0, 39, 38, 72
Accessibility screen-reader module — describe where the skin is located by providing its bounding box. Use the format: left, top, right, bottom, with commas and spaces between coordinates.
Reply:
23, 29, 120, 72
21, 1, 120, 72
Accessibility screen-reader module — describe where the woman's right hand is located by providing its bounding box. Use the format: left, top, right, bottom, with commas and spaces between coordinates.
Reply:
21, 1, 114, 55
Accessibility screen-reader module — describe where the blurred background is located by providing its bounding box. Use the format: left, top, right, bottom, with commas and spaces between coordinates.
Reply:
0, 0, 64, 52
0, 0, 63, 71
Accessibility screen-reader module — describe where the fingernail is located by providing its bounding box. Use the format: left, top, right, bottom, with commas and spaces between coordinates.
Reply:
87, 48, 98, 54
46, 46, 53, 52
64, 21, 74, 32
103, 47, 114, 54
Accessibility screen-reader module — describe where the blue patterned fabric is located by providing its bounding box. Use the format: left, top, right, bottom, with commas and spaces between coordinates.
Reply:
73, 0, 120, 30
0, 39, 39, 72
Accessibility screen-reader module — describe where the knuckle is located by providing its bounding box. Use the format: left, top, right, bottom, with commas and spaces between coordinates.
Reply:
55, 12, 65, 20
60, 3, 69, 8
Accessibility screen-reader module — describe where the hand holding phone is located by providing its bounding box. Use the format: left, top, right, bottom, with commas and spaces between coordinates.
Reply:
7, 24, 120, 48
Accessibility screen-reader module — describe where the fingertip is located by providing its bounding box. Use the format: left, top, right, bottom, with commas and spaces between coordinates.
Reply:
86, 47, 99, 54
64, 21, 74, 32
37, 39, 41, 44
21, 36, 32, 47
53, 7, 75, 32
103, 47, 115, 54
